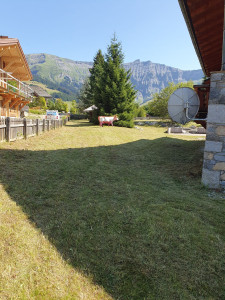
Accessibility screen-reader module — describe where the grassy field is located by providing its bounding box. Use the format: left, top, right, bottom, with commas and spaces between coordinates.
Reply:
0, 120, 224, 299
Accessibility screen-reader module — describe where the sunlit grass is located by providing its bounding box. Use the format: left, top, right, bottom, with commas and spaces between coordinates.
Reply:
0, 120, 224, 299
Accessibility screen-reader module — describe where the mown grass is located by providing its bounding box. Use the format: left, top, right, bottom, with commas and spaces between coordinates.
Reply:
0, 120, 224, 299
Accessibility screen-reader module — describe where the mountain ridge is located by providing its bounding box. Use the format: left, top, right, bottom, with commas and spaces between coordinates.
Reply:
26, 53, 203, 103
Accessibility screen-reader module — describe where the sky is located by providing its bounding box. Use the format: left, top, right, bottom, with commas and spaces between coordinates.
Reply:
2, 0, 201, 71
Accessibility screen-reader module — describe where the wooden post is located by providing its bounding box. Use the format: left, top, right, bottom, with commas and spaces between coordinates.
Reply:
6, 117, 10, 142
54, 120, 56, 129
47, 120, 50, 131
43, 119, 46, 132
23, 118, 27, 139
36, 119, 39, 136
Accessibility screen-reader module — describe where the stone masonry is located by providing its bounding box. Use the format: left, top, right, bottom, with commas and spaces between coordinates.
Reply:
202, 71, 225, 188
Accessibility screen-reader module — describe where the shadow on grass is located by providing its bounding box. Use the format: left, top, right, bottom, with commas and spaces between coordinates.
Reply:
0, 138, 224, 299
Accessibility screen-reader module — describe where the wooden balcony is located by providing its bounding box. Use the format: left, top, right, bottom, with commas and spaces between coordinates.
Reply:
0, 68, 33, 117
0, 68, 33, 100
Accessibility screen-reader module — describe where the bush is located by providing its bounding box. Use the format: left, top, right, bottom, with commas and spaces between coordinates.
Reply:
29, 109, 46, 115
115, 120, 134, 128
136, 106, 146, 117
29, 96, 47, 109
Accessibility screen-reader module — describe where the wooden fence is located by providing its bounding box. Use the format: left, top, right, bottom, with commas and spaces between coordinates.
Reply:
0, 117, 69, 142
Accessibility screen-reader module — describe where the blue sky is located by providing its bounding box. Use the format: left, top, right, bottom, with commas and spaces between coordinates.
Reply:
2, 0, 201, 70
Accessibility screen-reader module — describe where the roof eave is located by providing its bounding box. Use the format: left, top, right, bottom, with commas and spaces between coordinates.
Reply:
178, 0, 207, 76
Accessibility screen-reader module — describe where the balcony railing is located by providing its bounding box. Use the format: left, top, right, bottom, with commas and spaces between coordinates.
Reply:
0, 68, 33, 101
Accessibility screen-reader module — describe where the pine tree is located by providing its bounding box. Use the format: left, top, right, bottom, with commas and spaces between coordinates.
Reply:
89, 49, 105, 105
97, 36, 136, 127
77, 78, 92, 111
80, 36, 137, 127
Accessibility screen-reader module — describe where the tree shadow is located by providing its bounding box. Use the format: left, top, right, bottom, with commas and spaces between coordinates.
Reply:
1, 137, 219, 299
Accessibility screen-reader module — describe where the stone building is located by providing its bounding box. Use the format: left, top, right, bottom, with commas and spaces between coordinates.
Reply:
179, 0, 225, 188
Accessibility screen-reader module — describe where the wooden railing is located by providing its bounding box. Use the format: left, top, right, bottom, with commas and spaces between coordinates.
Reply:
0, 68, 33, 101
0, 117, 69, 142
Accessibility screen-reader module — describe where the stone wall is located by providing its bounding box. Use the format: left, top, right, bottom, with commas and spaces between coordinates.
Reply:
202, 71, 225, 188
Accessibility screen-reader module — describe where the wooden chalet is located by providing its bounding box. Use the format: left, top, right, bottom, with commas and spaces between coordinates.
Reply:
0, 36, 33, 117
30, 85, 52, 102
178, 0, 224, 127
178, 0, 225, 188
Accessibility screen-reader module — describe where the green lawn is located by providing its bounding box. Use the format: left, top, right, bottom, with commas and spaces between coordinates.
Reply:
0, 120, 224, 299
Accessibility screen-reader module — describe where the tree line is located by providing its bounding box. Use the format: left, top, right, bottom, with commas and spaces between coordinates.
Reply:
29, 97, 69, 113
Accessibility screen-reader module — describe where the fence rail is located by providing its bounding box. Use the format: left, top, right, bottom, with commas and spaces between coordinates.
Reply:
0, 117, 69, 142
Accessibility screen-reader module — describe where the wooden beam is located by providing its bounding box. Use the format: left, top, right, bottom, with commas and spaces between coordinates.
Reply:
0, 47, 9, 58
2, 56, 21, 62
9, 98, 20, 108
13, 72, 27, 77
14, 100, 22, 109
11, 65, 23, 74
3, 60, 18, 72
2, 97, 12, 106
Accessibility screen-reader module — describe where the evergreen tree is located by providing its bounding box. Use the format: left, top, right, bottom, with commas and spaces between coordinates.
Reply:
77, 78, 92, 111
96, 36, 136, 127
90, 49, 105, 104
80, 36, 137, 127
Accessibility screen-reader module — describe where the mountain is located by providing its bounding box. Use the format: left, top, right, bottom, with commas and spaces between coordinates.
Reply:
26, 53, 203, 103
123, 60, 203, 103
26, 54, 92, 101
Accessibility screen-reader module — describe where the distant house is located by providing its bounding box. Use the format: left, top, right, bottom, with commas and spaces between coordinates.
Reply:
30, 85, 52, 103
0, 36, 33, 117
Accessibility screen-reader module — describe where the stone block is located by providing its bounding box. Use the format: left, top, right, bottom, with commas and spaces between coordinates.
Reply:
170, 127, 183, 133
196, 127, 206, 134
215, 126, 225, 136
207, 104, 225, 123
204, 160, 216, 170
206, 124, 215, 133
211, 73, 223, 82
213, 162, 225, 171
220, 173, 225, 181
206, 132, 225, 142
204, 141, 222, 152
220, 181, 225, 187
214, 155, 225, 162
209, 87, 220, 103
204, 152, 214, 160
210, 81, 217, 88
219, 88, 225, 104
221, 73, 225, 81
202, 168, 220, 188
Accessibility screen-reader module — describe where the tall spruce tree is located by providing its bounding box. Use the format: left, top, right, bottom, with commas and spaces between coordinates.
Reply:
98, 36, 136, 127
78, 50, 105, 114
81, 36, 136, 127
77, 77, 92, 111
89, 49, 105, 103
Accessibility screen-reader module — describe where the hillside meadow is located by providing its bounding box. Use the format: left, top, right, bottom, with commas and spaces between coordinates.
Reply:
0, 120, 224, 299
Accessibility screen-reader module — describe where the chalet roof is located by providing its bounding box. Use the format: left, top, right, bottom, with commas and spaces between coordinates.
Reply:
178, 0, 224, 76
83, 105, 98, 112
0, 37, 32, 81
30, 85, 52, 98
